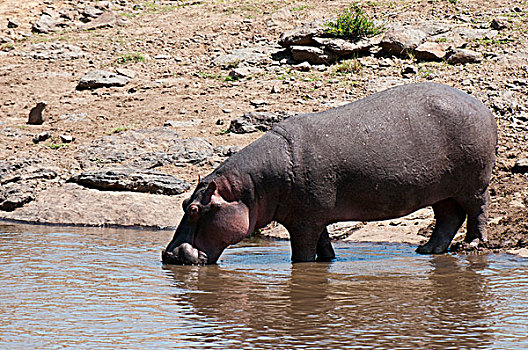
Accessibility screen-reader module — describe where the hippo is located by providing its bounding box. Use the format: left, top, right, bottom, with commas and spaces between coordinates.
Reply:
162, 82, 497, 265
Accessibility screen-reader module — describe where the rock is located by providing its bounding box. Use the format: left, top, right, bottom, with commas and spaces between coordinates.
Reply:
447, 49, 483, 64
0, 183, 34, 211
491, 90, 518, 115
32, 14, 56, 34
229, 111, 293, 134
214, 145, 241, 157
380, 28, 427, 56
115, 67, 136, 78
401, 65, 417, 76
312, 37, 373, 56
164, 120, 201, 127
0, 183, 183, 229
228, 66, 263, 79
82, 5, 103, 19
293, 61, 312, 71
290, 45, 336, 65
278, 19, 328, 47
0, 159, 58, 212
7, 19, 19, 28
60, 134, 74, 143
77, 70, 130, 90
27, 102, 47, 125
490, 18, 508, 30
512, 159, 528, 174
27, 41, 86, 60
32, 131, 51, 143
213, 47, 270, 67
69, 168, 190, 195
414, 42, 447, 61
172, 138, 214, 165
452, 27, 498, 41
250, 99, 268, 107
80, 11, 116, 30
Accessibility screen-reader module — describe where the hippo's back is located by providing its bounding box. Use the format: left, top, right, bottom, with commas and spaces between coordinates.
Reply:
272, 82, 497, 221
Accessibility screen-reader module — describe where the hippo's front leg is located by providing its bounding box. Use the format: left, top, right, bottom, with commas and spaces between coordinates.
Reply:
286, 223, 335, 262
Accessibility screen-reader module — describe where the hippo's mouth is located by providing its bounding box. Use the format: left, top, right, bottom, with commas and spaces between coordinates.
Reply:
161, 243, 208, 265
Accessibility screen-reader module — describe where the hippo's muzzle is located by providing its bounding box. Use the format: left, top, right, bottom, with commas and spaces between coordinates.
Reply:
162, 243, 208, 265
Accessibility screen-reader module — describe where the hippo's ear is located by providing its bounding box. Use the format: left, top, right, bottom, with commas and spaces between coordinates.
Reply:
203, 178, 240, 204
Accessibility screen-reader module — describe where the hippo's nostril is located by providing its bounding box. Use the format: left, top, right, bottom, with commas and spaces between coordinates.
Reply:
161, 244, 208, 265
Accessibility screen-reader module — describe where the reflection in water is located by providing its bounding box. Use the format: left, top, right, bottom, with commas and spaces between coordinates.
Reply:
1, 225, 527, 349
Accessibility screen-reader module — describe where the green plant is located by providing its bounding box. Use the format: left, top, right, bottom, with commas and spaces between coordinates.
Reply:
114, 52, 145, 65
447, 0, 457, 4
46, 142, 68, 150
326, 4, 384, 40
332, 59, 362, 74
216, 128, 230, 135
107, 125, 132, 134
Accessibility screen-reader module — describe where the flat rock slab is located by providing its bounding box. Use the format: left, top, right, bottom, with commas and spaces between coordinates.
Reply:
229, 111, 294, 134
77, 70, 130, 90
26, 41, 86, 60
69, 168, 190, 195
0, 183, 184, 229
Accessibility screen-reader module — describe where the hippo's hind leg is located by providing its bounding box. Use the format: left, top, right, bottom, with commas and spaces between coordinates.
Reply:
460, 187, 490, 243
416, 198, 466, 254
316, 228, 335, 262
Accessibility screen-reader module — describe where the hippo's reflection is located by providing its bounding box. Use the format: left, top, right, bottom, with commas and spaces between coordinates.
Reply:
163, 250, 493, 349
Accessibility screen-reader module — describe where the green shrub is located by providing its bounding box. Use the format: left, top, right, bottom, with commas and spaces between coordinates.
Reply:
326, 4, 384, 40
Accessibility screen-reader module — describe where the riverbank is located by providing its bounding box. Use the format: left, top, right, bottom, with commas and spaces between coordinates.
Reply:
0, 0, 526, 254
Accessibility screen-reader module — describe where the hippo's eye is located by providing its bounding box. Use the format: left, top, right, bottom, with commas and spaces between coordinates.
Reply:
189, 204, 200, 218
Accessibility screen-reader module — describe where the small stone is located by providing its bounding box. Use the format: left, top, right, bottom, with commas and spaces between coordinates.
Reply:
222, 108, 233, 113
179, 108, 188, 114
414, 42, 447, 61
32, 14, 56, 34
7, 19, 19, 28
32, 131, 51, 143
271, 85, 281, 93
82, 5, 103, 19
490, 18, 508, 30
115, 67, 136, 79
228, 66, 263, 79
250, 99, 268, 107
447, 49, 483, 65
28, 102, 47, 125
77, 70, 130, 90
60, 134, 74, 143
290, 45, 336, 65
81, 11, 116, 30
293, 61, 311, 71
401, 65, 417, 76
512, 159, 528, 174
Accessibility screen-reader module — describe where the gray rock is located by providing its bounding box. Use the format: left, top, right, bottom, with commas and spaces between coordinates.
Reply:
229, 111, 293, 134
401, 65, 417, 76
32, 14, 56, 34
293, 61, 312, 72
447, 49, 483, 64
82, 5, 103, 19
60, 134, 74, 143
0, 183, 183, 229
80, 11, 116, 30
0, 159, 58, 212
228, 66, 263, 79
214, 145, 241, 157
27, 41, 86, 60
213, 48, 270, 67
250, 99, 268, 107
380, 28, 427, 56
491, 90, 518, 115
69, 168, 190, 195
290, 45, 336, 65
452, 27, 498, 41
512, 159, 528, 174
490, 18, 508, 30
77, 70, 130, 90
7, 19, 19, 28
414, 42, 447, 61
28, 102, 47, 125
312, 37, 373, 56
172, 138, 214, 165
278, 19, 328, 47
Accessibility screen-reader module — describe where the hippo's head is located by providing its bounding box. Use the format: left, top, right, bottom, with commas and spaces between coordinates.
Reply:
162, 177, 250, 265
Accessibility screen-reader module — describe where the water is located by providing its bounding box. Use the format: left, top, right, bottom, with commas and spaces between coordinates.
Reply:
1, 224, 527, 349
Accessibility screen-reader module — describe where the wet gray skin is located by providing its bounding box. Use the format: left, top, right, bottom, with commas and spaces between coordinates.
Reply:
162, 82, 497, 265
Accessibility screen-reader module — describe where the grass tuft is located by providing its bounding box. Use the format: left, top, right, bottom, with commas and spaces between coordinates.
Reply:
326, 4, 384, 40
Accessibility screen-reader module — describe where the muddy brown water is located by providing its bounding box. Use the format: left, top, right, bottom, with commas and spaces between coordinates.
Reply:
1, 224, 527, 349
